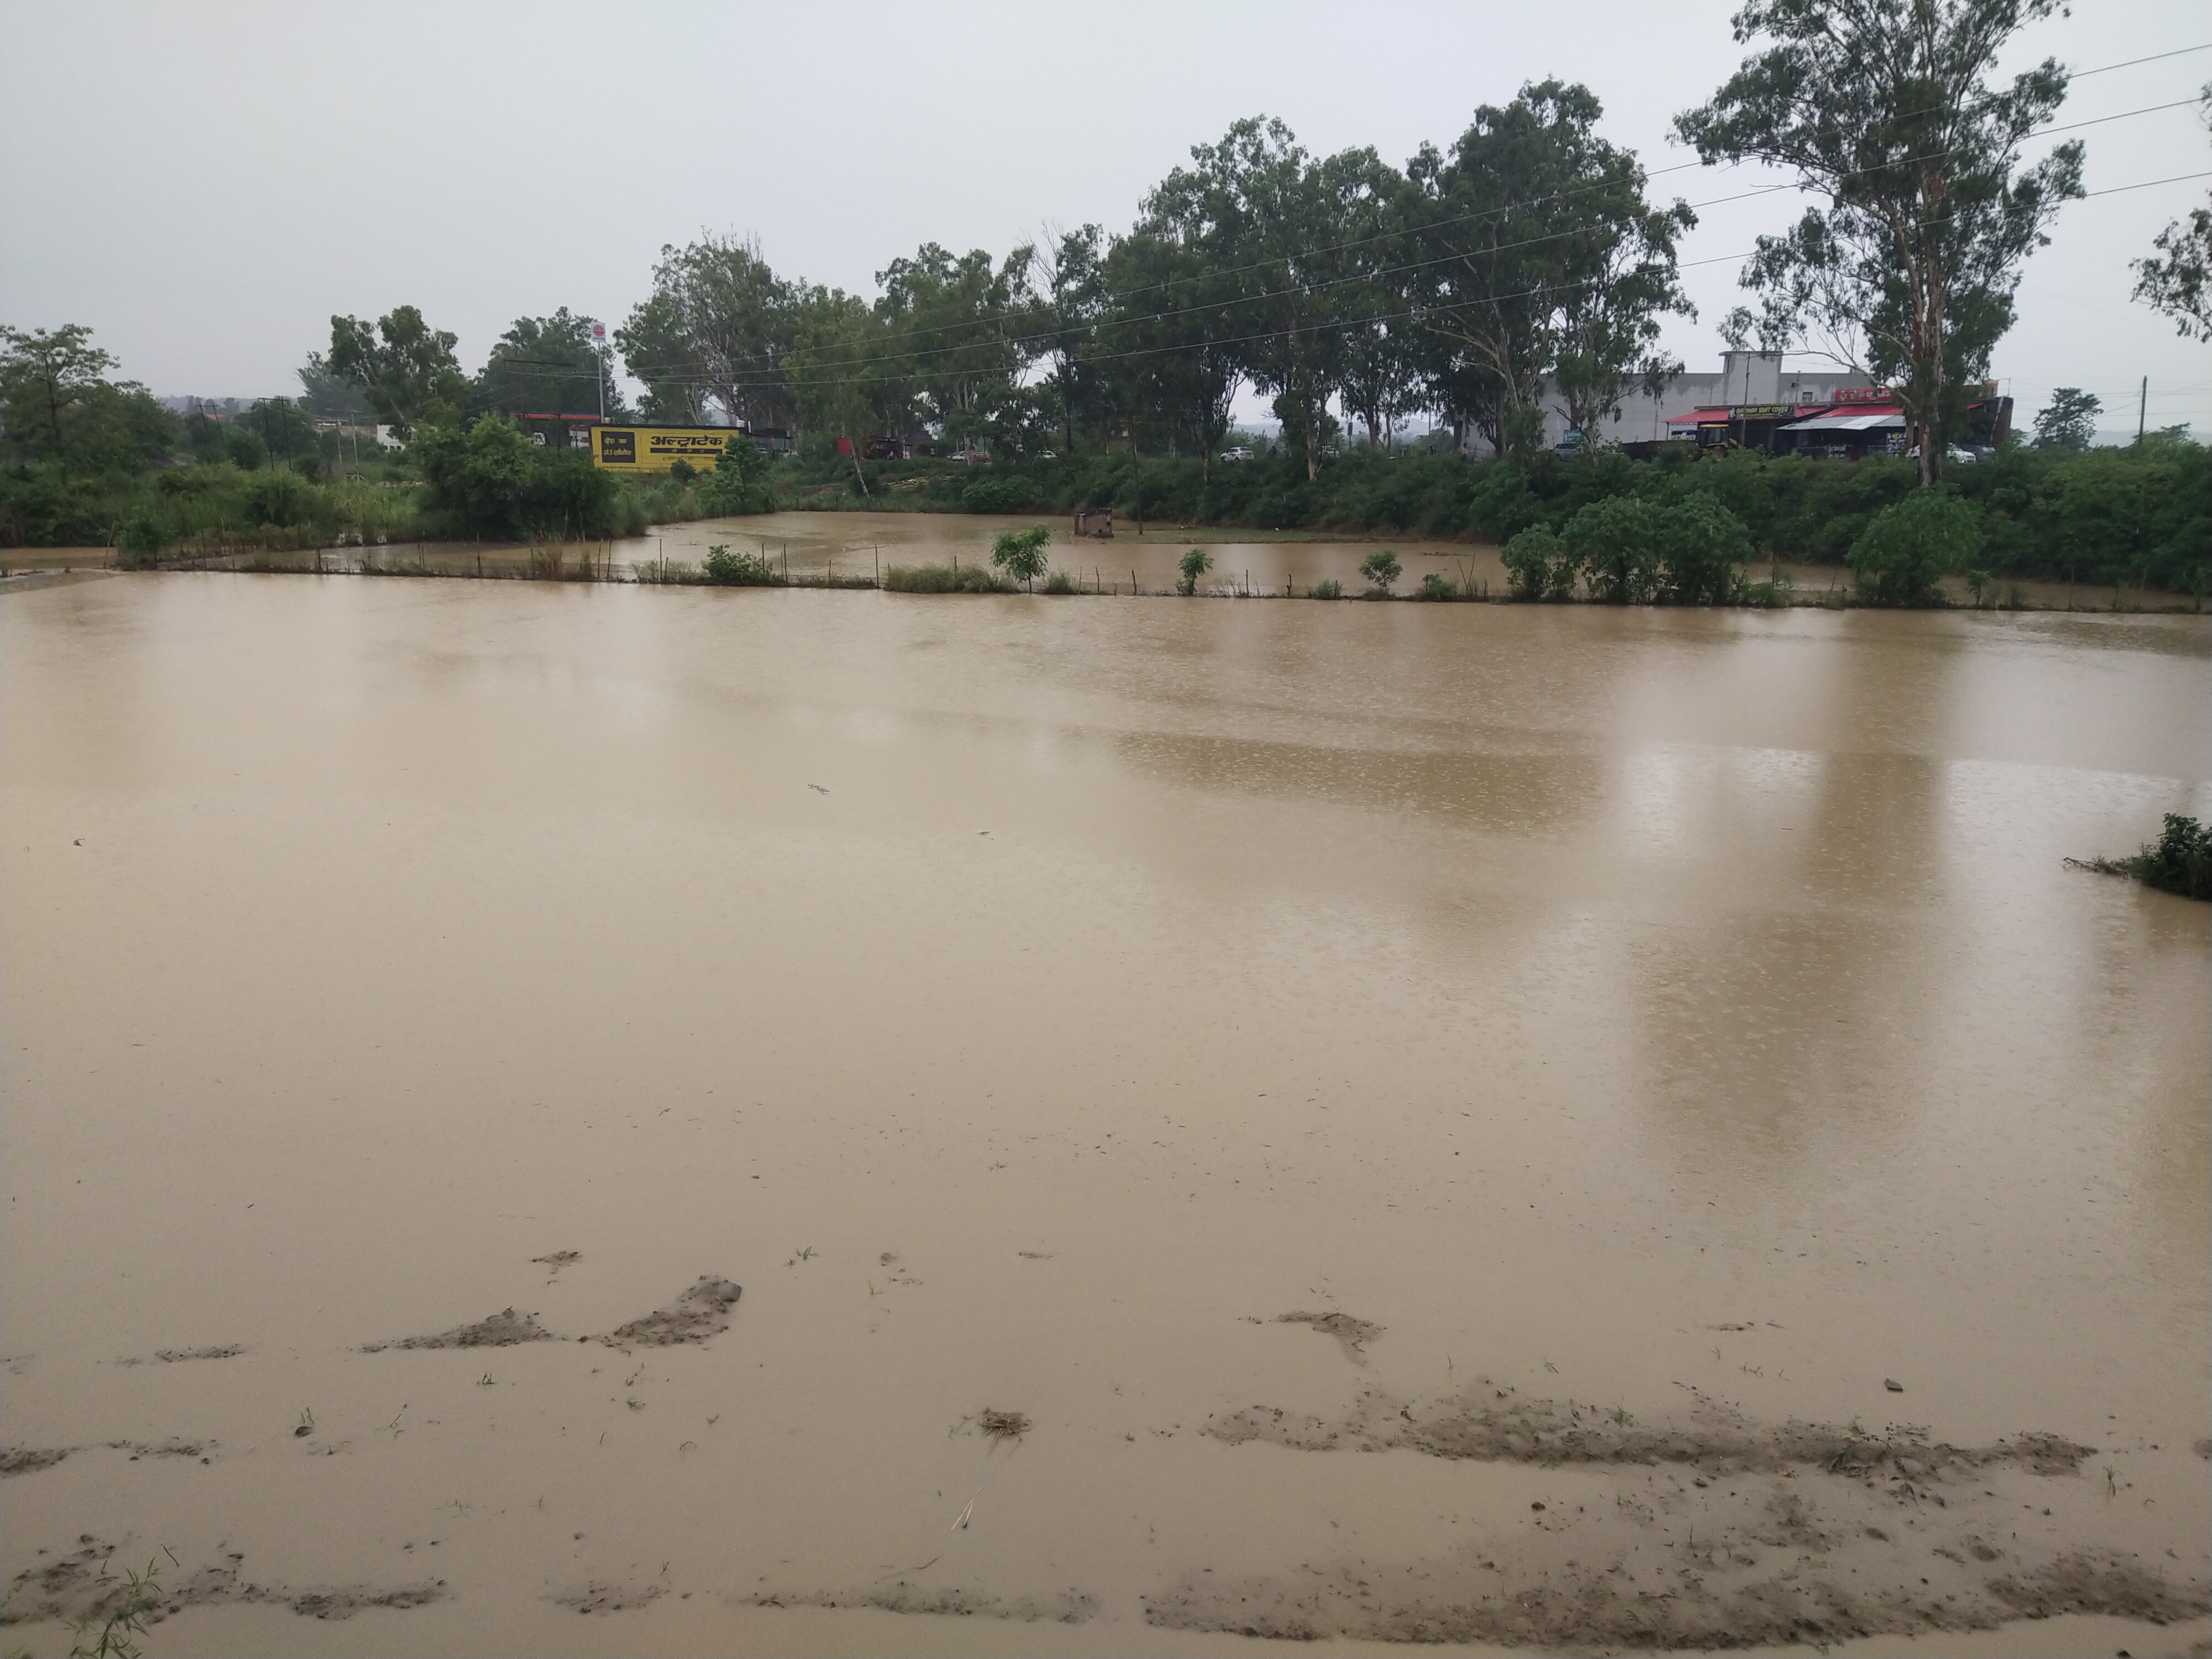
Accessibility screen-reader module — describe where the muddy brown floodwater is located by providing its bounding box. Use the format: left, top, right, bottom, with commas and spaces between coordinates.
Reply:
3, 573, 2207, 1658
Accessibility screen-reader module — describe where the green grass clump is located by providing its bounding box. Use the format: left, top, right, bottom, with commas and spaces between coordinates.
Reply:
882, 562, 1017, 593
701, 544, 784, 586
1307, 577, 1343, 599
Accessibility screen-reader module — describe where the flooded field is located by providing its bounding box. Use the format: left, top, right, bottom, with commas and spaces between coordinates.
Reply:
8, 509, 2173, 611
3, 572, 2207, 1657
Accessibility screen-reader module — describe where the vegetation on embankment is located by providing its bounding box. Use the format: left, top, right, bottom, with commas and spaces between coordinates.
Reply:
4, 317, 2201, 603
757, 437, 2208, 601
7, 409, 2204, 609
2070, 815, 2212, 901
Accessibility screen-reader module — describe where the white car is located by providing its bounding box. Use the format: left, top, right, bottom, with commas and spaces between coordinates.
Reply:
1218, 446, 1253, 463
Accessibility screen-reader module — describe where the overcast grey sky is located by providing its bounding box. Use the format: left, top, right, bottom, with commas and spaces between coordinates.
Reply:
3, 0, 2207, 435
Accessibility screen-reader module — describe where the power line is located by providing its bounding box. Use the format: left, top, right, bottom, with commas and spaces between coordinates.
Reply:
622, 160, 2211, 399
601, 50, 2211, 382
608, 92, 2205, 393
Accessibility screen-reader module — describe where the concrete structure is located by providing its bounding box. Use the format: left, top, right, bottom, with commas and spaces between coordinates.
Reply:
1462, 352, 1875, 456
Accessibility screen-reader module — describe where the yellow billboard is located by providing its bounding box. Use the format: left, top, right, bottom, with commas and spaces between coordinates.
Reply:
589, 425, 745, 472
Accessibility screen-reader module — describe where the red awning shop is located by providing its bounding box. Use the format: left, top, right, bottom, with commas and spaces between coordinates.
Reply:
1773, 405, 1909, 459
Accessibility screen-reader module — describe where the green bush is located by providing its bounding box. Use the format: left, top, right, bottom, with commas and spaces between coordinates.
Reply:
2135, 813, 2212, 900
244, 467, 316, 528
1656, 493, 1752, 605
116, 508, 170, 564
1500, 525, 1574, 600
1177, 546, 1214, 596
1564, 495, 1665, 603
1307, 577, 1343, 599
1418, 571, 1457, 600
962, 474, 1040, 514
1849, 488, 1979, 607
697, 438, 773, 517
701, 543, 783, 586
523, 451, 624, 539
414, 417, 533, 539
1041, 568, 1079, 594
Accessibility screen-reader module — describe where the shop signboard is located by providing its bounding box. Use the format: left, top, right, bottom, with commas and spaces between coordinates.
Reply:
589, 426, 744, 472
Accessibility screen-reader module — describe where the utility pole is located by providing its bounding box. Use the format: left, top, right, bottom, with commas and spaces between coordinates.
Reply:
2137, 375, 2147, 441
592, 321, 608, 432
1131, 423, 1142, 539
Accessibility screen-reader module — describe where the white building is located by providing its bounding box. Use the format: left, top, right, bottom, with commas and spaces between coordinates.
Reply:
1461, 351, 1876, 455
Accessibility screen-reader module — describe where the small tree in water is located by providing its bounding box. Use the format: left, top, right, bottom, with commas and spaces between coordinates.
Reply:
1358, 549, 1401, 593
990, 524, 1052, 591
1177, 546, 1214, 596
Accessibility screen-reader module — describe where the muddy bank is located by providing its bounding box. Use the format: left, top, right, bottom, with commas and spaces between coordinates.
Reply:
3, 1536, 444, 1630
1206, 1381, 2095, 1477
1166, 1382, 2210, 1648
1146, 1548, 2205, 1650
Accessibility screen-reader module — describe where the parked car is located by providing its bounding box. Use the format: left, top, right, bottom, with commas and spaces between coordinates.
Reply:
1218, 446, 1253, 463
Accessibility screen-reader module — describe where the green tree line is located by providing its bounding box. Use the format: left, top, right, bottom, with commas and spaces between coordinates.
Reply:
3, 0, 2201, 584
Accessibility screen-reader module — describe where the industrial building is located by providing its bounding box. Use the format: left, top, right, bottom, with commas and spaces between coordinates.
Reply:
1462, 351, 2012, 459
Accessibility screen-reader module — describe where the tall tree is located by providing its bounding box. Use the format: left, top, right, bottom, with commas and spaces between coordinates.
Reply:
784, 287, 904, 492
476, 308, 625, 421
1330, 159, 1425, 451
1406, 81, 1686, 460
615, 291, 705, 425
1147, 119, 1381, 481
623, 234, 796, 430
2131, 83, 2212, 343
1100, 226, 1242, 481
874, 242, 1035, 455
313, 305, 466, 439
0, 324, 117, 464
1677, 0, 2083, 486
1547, 179, 1695, 444
0, 324, 175, 473
1034, 226, 1108, 453
2030, 386, 2099, 450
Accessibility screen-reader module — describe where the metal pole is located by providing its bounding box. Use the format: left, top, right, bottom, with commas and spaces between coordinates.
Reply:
1132, 427, 1142, 538
2138, 376, 2147, 441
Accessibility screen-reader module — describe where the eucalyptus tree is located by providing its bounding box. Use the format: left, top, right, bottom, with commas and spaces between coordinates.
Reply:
316, 305, 467, 439
1098, 224, 1241, 479
874, 242, 1036, 455
614, 291, 705, 424
622, 234, 797, 431
1034, 225, 1109, 452
784, 286, 902, 492
2132, 84, 2211, 342
1405, 81, 1684, 460
1676, 0, 2083, 485
1548, 181, 1695, 444
1147, 118, 1384, 481
1332, 160, 1426, 450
